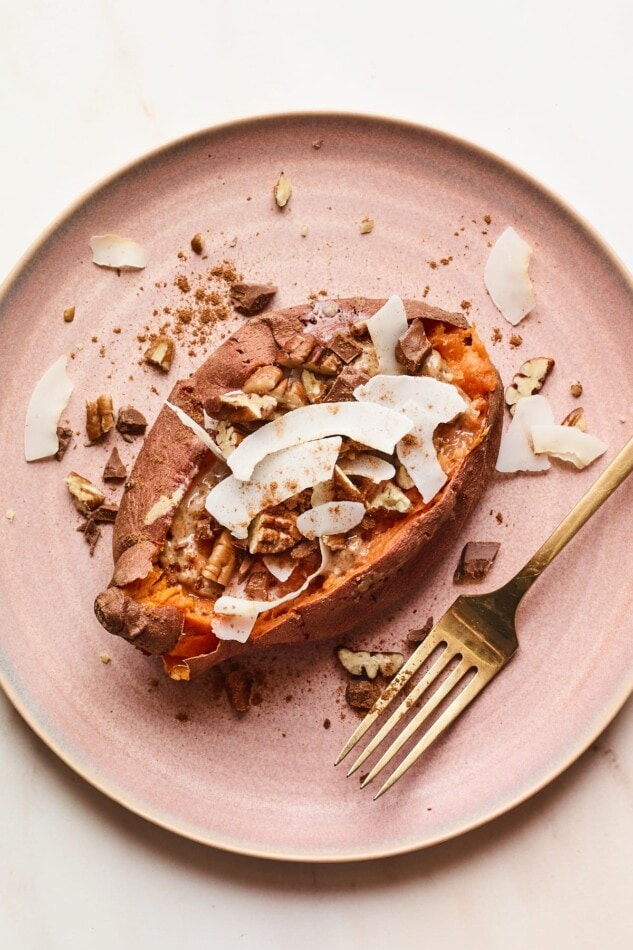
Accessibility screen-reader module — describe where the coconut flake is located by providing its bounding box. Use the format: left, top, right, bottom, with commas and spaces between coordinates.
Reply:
484, 227, 536, 326
354, 375, 467, 502
90, 234, 146, 270
339, 454, 396, 482
24, 355, 74, 461
531, 424, 608, 469
495, 395, 554, 472
213, 541, 331, 642
205, 437, 342, 539
262, 555, 296, 583
165, 402, 225, 461
365, 295, 409, 374
227, 402, 413, 482
296, 501, 365, 539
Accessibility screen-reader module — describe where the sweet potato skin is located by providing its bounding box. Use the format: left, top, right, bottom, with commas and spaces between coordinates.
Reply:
95, 298, 502, 674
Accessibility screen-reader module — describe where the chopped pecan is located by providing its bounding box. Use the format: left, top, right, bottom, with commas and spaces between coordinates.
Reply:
218, 391, 277, 423
248, 511, 301, 554
144, 335, 175, 372
216, 420, 243, 458
202, 529, 237, 587
276, 332, 318, 367
562, 407, 587, 431
65, 472, 106, 514
369, 482, 412, 513
277, 379, 309, 410
86, 394, 115, 442
395, 463, 414, 491
301, 369, 328, 403
242, 364, 284, 394
505, 357, 555, 414
332, 466, 363, 502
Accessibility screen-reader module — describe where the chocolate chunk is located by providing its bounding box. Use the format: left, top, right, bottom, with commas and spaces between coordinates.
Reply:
324, 365, 370, 402
92, 503, 119, 524
327, 333, 363, 364
407, 616, 434, 644
345, 678, 382, 712
395, 319, 431, 374
453, 541, 500, 583
55, 426, 73, 461
103, 447, 127, 481
230, 282, 277, 316
116, 406, 148, 441
224, 668, 254, 712
244, 566, 270, 600
77, 517, 102, 555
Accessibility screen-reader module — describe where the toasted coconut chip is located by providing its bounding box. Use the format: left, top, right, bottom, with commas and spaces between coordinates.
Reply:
213, 541, 331, 642
24, 355, 74, 461
165, 401, 225, 461
354, 375, 467, 502
531, 424, 608, 469
90, 234, 146, 270
205, 437, 342, 539
495, 394, 554, 472
296, 501, 365, 539
339, 454, 396, 482
484, 227, 536, 326
227, 402, 413, 482
365, 295, 409, 375
262, 555, 296, 583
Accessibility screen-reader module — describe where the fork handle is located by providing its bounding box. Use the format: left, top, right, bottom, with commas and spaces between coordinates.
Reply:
505, 434, 633, 603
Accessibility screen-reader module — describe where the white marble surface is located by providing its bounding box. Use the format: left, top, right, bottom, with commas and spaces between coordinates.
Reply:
1, 2, 632, 947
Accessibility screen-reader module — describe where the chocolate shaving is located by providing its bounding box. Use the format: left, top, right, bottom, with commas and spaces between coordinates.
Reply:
116, 406, 148, 441
77, 517, 102, 555
395, 319, 432, 373
230, 282, 277, 316
103, 447, 127, 481
225, 668, 254, 712
244, 566, 270, 600
92, 503, 119, 524
55, 426, 73, 461
453, 541, 500, 583
324, 365, 370, 402
407, 616, 434, 644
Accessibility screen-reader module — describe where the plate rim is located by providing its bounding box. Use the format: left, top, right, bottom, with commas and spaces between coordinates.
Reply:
1, 110, 632, 863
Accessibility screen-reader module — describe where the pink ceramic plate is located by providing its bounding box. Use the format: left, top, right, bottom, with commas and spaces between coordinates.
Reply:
1, 114, 632, 862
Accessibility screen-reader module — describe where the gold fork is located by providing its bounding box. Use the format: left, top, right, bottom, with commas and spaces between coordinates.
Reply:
335, 434, 633, 799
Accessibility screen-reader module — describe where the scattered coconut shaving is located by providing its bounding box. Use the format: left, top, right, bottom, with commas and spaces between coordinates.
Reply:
90, 234, 146, 270
296, 501, 365, 539
364, 295, 409, 375
531, 424, 607, 469
495, 395, 554, 473
484, 227, 536, 325
24, 355, 74, 461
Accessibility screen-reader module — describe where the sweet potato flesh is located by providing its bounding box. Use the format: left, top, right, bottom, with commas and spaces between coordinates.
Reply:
124, 322, 498, 672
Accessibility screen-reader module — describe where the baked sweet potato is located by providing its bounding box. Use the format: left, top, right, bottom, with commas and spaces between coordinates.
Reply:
94, 297, 503, 679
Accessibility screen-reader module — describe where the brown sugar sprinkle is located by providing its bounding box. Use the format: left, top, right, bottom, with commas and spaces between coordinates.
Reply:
484, 214, 492, 224
509, 334, 523, 348
439, 256, 453, 266
491, 327, 503, 344
429, 261, 438, 269
174, 275, 191, 293
422, 285, 430, 298
460, 300, 472, 311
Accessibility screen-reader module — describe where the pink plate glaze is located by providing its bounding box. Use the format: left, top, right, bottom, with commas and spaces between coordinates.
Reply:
0, 113, 632, 862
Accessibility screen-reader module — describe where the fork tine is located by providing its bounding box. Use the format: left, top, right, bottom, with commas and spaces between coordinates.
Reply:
334, 625, 448, 766
346, 644, 457, 777
359, 656, 472, 787
372, 668, 495, 800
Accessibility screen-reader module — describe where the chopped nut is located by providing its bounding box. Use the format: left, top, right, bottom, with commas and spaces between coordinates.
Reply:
301, 369, 328, 403
116, 406, 148, 439
327, 333, 363, 364
570, 380, 583, 398
63, 306, 75, 323
248, 511, 301, 554
66, 472, 106, 514
55, 425, 73, 461
395, 463, 415, 491
562, 407, 587, 431
337, 647, 405, 680
359, 217, 374, 234
454, 541, 500, 582
303, 348, 342, 377
505, 357, 555, 414
225, 668, 254, 713
202, 529, 237, 587
345, 678, 382, 712
190, 233, 205, 255
276, 332, 318, 367
216, 420, 243, 458
99, 652, 111, 664
369, 482, 412, 513
332, 466, 363, 502
300, 225, 309, 237
242, 364, 284, 395
5, 509, 15, 522
144, 335, 175, 372
103, 447, 127, 481
218, 390, 277, 423
274, 171, 292, 208
230, 282, 277, 315
277, 379, 309, 410
395, 319, 431, 374
85, 394, 115, 442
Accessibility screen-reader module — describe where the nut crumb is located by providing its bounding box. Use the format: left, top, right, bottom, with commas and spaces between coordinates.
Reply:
63, 306, 75, 323
5, 509, 15, 522
570, 380, 583, 398
323, 718, 331, 729
274, 171, 292, 208
99, 652, 111, 664
175, 710, 190, 722
460, 300, 472, 311
407, 617, 434, 644
190, 233, 205, 255
300, 225, 309, 237
360, 217, 374, 234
